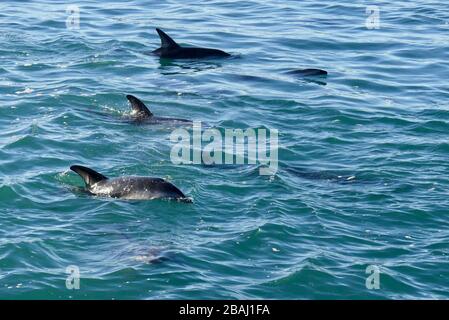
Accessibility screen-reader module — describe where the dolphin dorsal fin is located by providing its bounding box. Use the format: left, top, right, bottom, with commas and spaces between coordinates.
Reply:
156, 28, 180, 49
126, 95, 153, 118
70, 165, 108, 187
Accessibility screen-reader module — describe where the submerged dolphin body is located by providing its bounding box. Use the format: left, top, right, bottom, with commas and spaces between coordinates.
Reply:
126, 95, 190, 124
152, 28, 230, 59
70, 165, 190, 201
285, 167, 356, 184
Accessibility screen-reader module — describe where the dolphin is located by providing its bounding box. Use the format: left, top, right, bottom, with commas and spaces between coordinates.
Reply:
70, 165, 190, 201
286, 68, 328, 77
152, 28, 230, 59
126, 94, 191, 124
285, 167, 356, 184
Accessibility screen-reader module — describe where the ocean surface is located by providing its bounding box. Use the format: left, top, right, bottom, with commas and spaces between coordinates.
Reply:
1, 0, 449, 299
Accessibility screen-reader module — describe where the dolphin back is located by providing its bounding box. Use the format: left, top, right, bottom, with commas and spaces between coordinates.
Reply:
97, 177, 189, 201
287, 69, 328, 77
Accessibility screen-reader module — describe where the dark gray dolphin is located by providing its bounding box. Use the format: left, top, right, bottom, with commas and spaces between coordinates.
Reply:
70, 165, 190, 201
152, 28, 230, 59
286, 69, 328, 77
126, 94, 190, 124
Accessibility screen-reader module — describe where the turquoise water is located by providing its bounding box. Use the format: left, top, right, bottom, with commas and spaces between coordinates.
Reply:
1, 0, 449, 299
